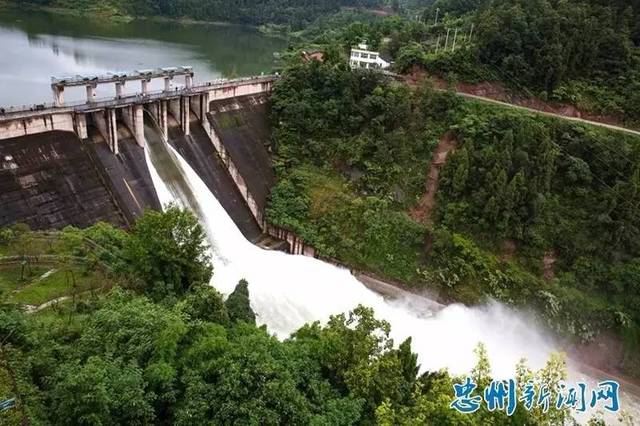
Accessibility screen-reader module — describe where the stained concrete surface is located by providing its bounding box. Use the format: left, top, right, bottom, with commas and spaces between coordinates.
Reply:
207, 93, 275, 213
88, 128, 161, 224
0, 130, 127, 229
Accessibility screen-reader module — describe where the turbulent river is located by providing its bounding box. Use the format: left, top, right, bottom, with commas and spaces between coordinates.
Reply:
143, 118, 640, 423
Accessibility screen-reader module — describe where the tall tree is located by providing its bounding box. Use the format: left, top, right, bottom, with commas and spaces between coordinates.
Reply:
126, 205, 212, 301
225, 279, 256, 324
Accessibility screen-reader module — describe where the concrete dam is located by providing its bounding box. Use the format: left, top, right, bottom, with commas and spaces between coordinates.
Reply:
0, 68, 288, 248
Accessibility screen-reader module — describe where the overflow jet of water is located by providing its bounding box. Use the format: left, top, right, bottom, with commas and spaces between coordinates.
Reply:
143, 118, 640, 422
143, 120, 559, 379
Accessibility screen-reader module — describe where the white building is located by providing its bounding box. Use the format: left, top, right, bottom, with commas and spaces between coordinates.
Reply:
350, 43, 393, 70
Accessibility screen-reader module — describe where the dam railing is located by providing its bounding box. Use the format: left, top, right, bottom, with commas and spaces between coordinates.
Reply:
0, 74, 278, 118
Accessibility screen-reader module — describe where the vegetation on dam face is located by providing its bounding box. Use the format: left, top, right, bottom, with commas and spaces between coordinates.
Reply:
267, 58, 640, 378
1, 208, 572, 425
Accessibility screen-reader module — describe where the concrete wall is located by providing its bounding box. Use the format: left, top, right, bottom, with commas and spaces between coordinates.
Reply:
0, 130, 127, 229
0, 113, 75, 140
207, 81, 273, 102
265, 224, 316, 256
207, 94, 275, 213
200, 114, 264, 227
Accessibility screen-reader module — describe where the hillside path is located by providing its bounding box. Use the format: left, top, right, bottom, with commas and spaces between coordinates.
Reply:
410, 132, 456, 224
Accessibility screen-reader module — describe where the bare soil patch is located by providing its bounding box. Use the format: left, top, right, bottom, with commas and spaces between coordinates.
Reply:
410, 132, 456, 224
405, 69, 624, 127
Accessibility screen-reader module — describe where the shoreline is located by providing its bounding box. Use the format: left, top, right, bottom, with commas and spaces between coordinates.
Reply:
0, 3, 292, 38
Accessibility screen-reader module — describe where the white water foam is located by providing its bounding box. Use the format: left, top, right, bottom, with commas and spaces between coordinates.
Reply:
144, 137, 559, 379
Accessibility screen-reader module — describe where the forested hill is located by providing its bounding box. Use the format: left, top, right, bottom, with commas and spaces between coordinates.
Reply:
294, 0, 640, 125
419, 0, 640, 124
7, 0, 386, 28
428, 0, 640, 88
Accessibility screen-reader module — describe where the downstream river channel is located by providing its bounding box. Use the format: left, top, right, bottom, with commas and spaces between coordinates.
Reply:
0, 7, 287, 106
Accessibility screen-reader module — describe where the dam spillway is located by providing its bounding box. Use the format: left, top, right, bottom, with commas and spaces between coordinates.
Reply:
165, 112, 263, 241
0, 72, 279, 238
208, 93, 275, 214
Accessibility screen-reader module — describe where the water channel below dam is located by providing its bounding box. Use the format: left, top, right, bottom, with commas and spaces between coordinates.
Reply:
143, 116, 640, 424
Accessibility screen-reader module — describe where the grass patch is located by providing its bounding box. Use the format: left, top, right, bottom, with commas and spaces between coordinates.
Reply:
0, 263, 107, 306
0, 265, 49, 294
12, 267, 106, 306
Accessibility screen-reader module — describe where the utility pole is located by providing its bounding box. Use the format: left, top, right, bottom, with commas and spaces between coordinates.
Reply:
444, 28, 450, 51
452, 28, 458, 52
434, 8, 440, 25
435, 35, 441, 54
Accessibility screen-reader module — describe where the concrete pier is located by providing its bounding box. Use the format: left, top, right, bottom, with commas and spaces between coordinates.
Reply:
190, 92, 210, 123
52, 86, 64, 106
122, 104, 144, 147
116, 82, 125, 98
86, 84, 96, 102
92, 109, 119, 153
73, 113, 88, 140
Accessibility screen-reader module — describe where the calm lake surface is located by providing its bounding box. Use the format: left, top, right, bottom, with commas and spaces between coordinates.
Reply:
0, 8, 288, 106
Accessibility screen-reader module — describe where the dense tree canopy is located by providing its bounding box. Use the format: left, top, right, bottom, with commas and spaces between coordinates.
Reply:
125, 205, 213, 301
473, 0, 639, 92
0, 208, 578, 424
268, 58, 640, 378
10, 0, 386, 29
418, 0, 640, 123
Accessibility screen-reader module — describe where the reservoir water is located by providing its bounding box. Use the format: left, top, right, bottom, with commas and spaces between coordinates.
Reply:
0, 7, 287, 106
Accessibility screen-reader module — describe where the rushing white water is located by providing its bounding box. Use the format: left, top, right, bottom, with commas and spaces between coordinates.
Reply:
142, 124, 640, 422
143, 127, 558, 380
